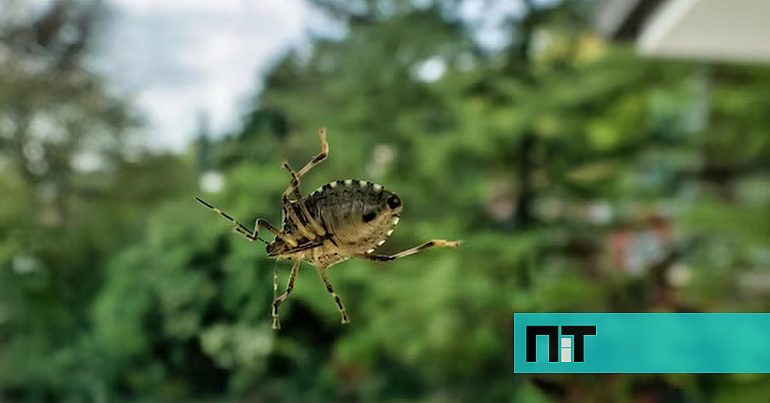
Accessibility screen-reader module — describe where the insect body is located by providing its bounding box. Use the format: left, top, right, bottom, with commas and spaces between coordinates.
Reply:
196, 128, 460, 329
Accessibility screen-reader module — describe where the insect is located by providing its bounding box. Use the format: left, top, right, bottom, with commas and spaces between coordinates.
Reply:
196, 128, 460, 329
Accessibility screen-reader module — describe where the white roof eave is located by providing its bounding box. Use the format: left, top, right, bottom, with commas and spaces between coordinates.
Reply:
637, 0, 770, 63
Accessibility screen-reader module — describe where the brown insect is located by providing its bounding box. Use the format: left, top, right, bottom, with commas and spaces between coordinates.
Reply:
196, 128, 460, 329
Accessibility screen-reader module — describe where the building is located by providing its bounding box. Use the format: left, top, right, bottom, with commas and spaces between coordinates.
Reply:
596, 0, 770, 63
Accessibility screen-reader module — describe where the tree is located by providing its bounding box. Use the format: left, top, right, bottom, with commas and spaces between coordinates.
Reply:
0, 2, 193, 400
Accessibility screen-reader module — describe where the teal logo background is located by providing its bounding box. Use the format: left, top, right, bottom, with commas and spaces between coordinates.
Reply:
513, 313, 770, 373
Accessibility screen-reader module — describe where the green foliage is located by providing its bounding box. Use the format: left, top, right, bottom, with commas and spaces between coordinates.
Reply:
2, 0, 770, 402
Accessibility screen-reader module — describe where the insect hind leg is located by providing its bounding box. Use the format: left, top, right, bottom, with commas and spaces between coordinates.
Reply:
361, 239, 462, 262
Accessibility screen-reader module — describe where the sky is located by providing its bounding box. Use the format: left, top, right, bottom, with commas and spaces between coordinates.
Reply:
100, 0, 313, 151
94, 0, 534, 152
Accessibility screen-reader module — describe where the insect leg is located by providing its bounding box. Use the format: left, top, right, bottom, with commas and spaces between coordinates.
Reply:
282, 162, 327, 237
318, 268, 350, 324
361, 239, 462, 261
281, 194, 317, 240
296, 127, 329, 178
196, 197, 271, 243
272, 259, 301, 330
256, 217, 299, 247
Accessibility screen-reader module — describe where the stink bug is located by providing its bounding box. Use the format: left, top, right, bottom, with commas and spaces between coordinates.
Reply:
196, 128, 461, 329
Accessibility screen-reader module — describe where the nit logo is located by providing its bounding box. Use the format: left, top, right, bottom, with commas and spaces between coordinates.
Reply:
526, 325, 596, 363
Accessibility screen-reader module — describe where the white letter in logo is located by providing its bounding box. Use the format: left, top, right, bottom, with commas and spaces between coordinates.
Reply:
560, 337, 572, 363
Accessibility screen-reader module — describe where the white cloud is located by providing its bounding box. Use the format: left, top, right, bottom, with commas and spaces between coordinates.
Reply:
100, 0, 310, 151
110, 0, 246, 13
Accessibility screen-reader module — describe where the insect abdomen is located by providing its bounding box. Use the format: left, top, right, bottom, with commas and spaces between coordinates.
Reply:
307, 179, 400, 254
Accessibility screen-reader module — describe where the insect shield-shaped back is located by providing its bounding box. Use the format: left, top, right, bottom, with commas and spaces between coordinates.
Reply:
308, 179, 402, 254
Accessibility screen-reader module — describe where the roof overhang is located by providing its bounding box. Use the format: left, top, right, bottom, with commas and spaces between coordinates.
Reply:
597, 0, 770, 63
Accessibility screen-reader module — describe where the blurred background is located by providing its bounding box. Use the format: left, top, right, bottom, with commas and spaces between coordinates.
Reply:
1, 0, 769, 401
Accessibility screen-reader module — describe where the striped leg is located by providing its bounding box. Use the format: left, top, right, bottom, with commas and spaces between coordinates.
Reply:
318, 269, 349, 324
195, 197, 297, 247
255, 217, 298, 247
297, 127, 329, 178
278, 127, 329, 238
282, 196, 317, 241
282, 162, 326, 237
361, 239, 462, 262
272, 259, 301, 330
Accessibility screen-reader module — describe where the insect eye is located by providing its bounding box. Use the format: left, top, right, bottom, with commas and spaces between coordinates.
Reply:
386, 194, 401, 209
362, 212, 377, 223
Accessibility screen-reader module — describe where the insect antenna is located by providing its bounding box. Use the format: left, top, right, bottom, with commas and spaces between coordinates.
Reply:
195, 197, 268, 244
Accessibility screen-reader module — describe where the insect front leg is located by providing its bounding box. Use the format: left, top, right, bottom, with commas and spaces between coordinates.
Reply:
296, 127, 329, 178
361, 239, 462, 262
318, 268, 350, 324
281, 194, 318, 241
255, 217, 299, 247
282, 162, 327, 237
272, 259, 301, 330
